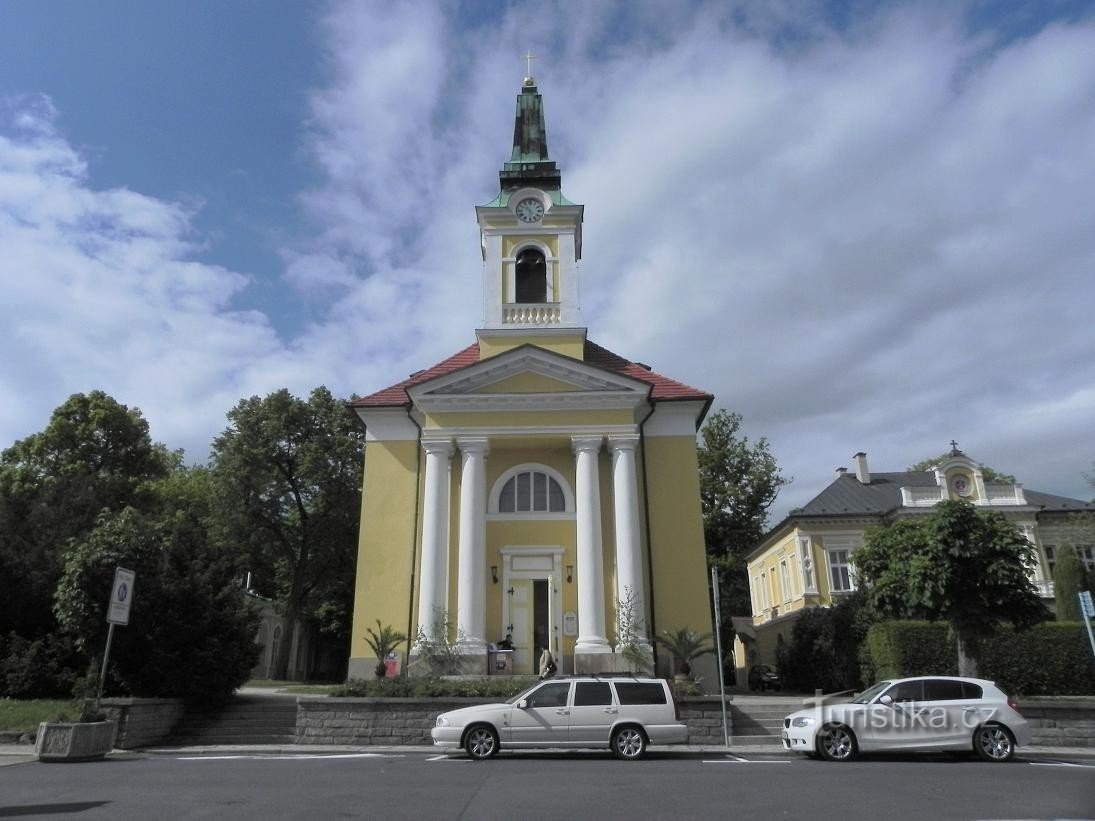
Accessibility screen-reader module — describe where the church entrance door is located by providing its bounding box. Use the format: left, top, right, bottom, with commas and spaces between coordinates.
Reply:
500, 547, 563, 675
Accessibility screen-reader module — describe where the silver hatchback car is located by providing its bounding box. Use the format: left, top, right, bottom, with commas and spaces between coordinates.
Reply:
432, 676, 688, 760
782, 676, 1031, 762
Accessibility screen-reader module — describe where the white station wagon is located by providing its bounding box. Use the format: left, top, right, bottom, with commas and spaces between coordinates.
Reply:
432, 676, 688, 760
782, 676, 1031, 762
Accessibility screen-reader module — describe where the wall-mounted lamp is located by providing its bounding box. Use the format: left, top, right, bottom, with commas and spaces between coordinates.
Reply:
566, 565, 573, 583
491, 565, 499, 584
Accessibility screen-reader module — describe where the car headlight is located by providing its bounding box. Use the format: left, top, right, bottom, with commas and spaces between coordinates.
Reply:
435, 716, 450, 727
791, 716, 815, 728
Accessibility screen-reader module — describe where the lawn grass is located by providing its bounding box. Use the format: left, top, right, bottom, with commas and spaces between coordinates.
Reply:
0, 698, 77, 732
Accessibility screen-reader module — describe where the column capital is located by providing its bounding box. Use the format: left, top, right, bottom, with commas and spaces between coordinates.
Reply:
456, 437, 490, 457
421, 437, 454, 457
607, 433, 641, 453
571, 434, 603, 454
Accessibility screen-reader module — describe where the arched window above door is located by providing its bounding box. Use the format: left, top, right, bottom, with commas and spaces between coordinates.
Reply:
489, 464, 574, 518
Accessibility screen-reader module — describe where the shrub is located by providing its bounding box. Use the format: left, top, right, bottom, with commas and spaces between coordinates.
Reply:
0, 632, 81, 699
863, 621, 956, 679
777, 592, 871, 693
332, 676, 533, 699
980, 623, 1095, 696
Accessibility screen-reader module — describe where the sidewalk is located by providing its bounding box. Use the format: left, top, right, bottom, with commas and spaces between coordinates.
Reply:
4, 741, 1091, 765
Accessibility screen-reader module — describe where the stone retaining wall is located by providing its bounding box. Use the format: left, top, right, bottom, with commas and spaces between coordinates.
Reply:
101, 698, 186, 749
296, 697, 471, 745
1018, 701, 1095, 748
678, 697, 733, 745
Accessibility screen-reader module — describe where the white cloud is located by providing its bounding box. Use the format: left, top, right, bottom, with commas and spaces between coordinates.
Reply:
2, 2, 1093, 521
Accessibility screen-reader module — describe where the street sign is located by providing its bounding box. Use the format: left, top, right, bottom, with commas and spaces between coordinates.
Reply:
1081, 590, 1094, 618
107, 567, 136, 625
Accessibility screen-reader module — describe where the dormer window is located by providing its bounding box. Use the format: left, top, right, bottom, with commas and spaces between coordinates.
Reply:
515, 248, 547, 303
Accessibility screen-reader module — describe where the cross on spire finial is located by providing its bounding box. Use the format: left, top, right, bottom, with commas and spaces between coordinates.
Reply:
523, 51, 536, 86
949, 440, 960, 454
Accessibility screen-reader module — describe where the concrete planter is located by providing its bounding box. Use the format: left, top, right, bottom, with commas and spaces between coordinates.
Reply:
35, 720, 117, 762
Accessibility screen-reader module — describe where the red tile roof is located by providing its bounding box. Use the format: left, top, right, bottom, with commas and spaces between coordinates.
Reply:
351, 339, 712, 408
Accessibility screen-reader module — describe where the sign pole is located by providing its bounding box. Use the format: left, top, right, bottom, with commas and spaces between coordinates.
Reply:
710, 566, 730, 748
95, 567, 136, 714
94, 622, 116, 714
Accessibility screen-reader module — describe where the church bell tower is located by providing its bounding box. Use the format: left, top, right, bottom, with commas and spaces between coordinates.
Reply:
476, 70, 585, 355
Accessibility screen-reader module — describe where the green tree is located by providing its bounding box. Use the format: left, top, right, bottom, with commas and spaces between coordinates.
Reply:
1053, 544, 1090, 621
908, 453, 1015, 484
698, 410, 789, 639
854, 500, 1049, 676
210, 387, 364, 680
0, 391, 173, 643
53, 468, 260, 704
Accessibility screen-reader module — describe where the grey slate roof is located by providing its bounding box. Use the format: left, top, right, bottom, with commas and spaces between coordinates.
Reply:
790, 472, 1095, 518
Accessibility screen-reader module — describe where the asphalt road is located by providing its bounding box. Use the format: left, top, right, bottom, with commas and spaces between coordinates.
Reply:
2, 750, 1093, 820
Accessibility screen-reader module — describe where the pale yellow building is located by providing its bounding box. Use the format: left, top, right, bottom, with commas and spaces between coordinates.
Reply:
347, 74, 715, 683
739, 446, 1095, 674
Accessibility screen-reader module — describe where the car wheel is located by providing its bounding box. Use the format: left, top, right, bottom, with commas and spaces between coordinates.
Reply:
817, 724, 857, 762
973, 723, 1015, 763
464, 725, 499, 760
611, 725, 647, 760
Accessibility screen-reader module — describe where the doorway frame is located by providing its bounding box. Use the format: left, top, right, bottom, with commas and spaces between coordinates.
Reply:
499, 545, 564, 668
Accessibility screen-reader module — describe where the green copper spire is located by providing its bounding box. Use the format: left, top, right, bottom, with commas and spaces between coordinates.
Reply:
499, 77, 562, 192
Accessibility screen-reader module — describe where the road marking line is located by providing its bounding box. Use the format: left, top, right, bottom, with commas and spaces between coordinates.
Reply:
176, 753, 404, 761
1029, 761, 1090, 768
701, 759, 791, 764
426, 755, 468, 763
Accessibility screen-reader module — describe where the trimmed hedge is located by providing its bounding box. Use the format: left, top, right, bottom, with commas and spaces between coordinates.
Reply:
981, 623, 1095, 696
862, 621, 1095, 695
864, 622, 956, 680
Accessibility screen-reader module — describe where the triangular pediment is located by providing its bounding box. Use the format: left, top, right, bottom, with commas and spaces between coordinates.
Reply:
406, 345, 649, 412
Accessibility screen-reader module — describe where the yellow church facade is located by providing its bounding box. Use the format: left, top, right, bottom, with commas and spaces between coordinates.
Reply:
347, 75, 715, 682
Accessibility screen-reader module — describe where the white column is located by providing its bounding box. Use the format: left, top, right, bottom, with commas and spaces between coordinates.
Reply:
417, 438, 453, 642
609, 434, 649, 649
456, 437, 489, 652
573, 435, 610, 653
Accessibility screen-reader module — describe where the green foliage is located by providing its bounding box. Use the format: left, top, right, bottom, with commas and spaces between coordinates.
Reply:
777, 591, 872, 692
210, 386, 364, 680
862, 620, 1095, 695
654, 627, 714, 677
854, 500, 1049, 674
333, 676, 533, 699
1053, 544, 1090, 621
414, 610, 466, 676
981, 623, 1095, 695
907, 454, 1015, 484
0, 391, 173, 644
0, 699, 77, 733
698, 409, 789, 642
613, 586, 651, 672
0, 632, 81, 699
363, 621, 407, 678
864, 622, 956, 680
53, 468, 260, 705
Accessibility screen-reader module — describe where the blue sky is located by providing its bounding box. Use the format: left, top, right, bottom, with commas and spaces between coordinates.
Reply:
2, 0, 1094, 521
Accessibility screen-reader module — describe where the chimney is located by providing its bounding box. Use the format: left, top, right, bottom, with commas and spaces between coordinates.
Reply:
835, 467, 847, 478
853, 452, 870, 484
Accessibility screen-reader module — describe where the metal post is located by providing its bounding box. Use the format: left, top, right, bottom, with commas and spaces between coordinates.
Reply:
94, 622, 116, 714
711, 566, 730, 748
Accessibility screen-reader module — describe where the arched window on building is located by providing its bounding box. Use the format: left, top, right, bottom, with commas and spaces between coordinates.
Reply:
514, 248, 547, 303
490, 464, 573, 517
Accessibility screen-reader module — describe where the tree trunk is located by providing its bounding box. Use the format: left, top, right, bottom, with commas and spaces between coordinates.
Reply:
955, 631, 979, 678
271, 601, 300, 681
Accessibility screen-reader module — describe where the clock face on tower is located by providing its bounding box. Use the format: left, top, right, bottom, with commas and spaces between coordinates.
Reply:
515, 197, 545, 223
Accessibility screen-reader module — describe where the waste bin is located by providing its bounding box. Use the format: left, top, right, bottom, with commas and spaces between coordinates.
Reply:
487, 648, 513, 674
